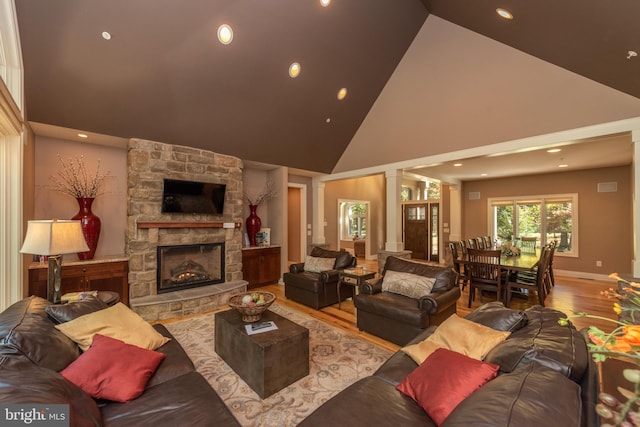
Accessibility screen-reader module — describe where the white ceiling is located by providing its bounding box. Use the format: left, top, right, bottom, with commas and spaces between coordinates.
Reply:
406, 132, 633, 183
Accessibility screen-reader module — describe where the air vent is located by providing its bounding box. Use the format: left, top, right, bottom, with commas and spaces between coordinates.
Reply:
468, 192, 480, 200
597, 182, 617, 193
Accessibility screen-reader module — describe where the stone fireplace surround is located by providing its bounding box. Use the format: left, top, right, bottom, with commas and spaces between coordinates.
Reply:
126, 139, 247, 322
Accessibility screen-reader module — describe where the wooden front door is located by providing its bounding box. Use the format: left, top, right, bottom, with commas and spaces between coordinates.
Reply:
404, 204, 428, 259
404, 203, 440, 262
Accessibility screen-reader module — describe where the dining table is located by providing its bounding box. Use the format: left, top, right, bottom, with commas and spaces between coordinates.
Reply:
456, 250, 541, 303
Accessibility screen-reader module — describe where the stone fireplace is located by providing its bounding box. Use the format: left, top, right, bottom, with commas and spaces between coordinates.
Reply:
126, 139, 247, 321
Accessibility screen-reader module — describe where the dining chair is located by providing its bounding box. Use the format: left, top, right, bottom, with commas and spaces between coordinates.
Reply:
547, 240, 557, 288
476, 237, 486, 249
466, 248, 504, 308
482, 235, 493, 249
468, 238, 478, 249
456, 240, 468, 258
519, 236, 538, 253
505, 244, 552, 307
448, 242, 469, 291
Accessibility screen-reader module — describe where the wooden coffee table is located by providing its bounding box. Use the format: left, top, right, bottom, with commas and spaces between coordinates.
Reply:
214, 309, 309, 398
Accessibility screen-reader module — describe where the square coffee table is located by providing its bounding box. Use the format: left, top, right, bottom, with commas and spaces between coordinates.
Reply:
215, 309, 309, 399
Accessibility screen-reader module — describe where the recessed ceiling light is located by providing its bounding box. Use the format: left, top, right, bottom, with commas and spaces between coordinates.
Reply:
558, 164, 569, 168
289, 62, 301, 78
337, 88, 348, 100
101, 31, 111, 40
217, 24, 233, 45
320, 0, 331, 7
77, 133, 88, 139
496, 8, 513, 19
453, 163, 463, 167
547, 148, 562, 153
326, 118, 331, 123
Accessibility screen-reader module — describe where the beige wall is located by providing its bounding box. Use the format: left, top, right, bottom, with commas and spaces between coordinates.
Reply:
462, 166, 632, 274
33, 136, 128, 260
324, 175, 386, 254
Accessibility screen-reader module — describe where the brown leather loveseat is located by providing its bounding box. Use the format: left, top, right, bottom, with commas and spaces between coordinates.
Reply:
283, 246, 357, 309
355, 256, 460, 345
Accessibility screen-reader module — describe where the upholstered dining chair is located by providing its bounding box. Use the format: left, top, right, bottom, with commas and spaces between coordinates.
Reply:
466, 248, 504, 308
519, 236, 538, 253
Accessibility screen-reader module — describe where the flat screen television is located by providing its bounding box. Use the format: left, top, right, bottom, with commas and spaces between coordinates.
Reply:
161, 179, 226, 215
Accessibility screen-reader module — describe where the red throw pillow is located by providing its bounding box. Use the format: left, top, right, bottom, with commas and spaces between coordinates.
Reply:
61, 334, 166, 402
396, 348, 499, 425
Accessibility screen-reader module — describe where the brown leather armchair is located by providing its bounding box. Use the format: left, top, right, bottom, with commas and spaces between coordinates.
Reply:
354, 256, 460, 345
283, 247, 357, 309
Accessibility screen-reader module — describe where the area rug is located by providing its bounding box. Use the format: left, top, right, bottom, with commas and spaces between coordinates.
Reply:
164, 303, 393, 426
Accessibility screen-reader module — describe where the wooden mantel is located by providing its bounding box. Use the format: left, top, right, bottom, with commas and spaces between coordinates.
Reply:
137, 221, 242, 229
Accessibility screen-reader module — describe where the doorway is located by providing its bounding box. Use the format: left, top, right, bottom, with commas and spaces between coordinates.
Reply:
337, 199, 370, 259
287, 184, 306, 264
403, 202, 440, 262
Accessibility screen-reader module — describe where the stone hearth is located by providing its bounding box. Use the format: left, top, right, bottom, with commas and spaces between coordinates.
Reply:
126, 139, 247, 321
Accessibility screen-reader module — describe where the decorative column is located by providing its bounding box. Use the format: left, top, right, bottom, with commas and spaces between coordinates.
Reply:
376, 169, 411, 274
448, 184, 462, 243
311, 180, 326, 250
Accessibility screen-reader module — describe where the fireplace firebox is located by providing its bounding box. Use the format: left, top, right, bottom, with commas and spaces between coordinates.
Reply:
157, 243, 225, 293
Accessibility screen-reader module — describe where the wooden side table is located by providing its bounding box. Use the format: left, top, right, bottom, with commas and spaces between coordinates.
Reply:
338, 268, 376, 309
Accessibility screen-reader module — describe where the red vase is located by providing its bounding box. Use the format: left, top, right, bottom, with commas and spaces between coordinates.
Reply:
72, 197, 101, 260
246, 204, 261, 247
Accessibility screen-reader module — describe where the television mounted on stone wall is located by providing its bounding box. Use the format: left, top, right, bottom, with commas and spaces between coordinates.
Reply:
161, 178, 226, 215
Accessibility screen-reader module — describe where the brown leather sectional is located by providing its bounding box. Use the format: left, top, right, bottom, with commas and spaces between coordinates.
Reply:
299, 303, 599, 427
0, 296, 240, 426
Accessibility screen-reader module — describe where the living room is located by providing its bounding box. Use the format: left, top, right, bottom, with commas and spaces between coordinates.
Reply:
2, 1, 640, 426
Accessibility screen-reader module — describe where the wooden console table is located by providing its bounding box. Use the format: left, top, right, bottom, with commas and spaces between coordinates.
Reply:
28, 256, 129, 306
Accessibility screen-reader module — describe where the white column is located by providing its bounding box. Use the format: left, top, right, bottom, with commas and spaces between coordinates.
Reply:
633, 130, 640, 277
385, 169, 404, 251
448, 184, 462, 242
311, 179, 326, 245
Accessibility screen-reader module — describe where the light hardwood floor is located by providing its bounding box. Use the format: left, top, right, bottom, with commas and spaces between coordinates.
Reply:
258, 258, 619, 353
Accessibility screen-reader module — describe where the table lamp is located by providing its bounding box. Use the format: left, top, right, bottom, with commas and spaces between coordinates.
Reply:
20, 219, 90, 304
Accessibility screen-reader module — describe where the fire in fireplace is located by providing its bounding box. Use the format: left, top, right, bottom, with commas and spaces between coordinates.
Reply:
157, 243, 225, 293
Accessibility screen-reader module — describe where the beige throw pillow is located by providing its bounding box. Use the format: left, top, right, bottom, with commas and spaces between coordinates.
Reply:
382, 270, 436, 299
402, 314, 510, 364
55, 303, 170, 351
305, 256, 336, 273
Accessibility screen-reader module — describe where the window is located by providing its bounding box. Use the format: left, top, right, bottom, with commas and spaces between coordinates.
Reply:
339, 201, 367, 240
489, 194, 578, 256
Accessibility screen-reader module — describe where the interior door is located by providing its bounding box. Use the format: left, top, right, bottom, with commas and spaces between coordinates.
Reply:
404, 204, 427, 259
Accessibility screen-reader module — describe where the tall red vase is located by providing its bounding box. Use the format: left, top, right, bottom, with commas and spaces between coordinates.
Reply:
72, 197, 101, 260
246, 204, 261, 247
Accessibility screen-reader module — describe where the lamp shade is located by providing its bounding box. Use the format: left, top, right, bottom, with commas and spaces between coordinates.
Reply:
20, 220, 89, 255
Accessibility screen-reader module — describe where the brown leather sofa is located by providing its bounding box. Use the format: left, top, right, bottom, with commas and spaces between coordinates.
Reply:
283, 246, 357, 309
299, 303, 598, 427
354, 256, 461, 345
0, 296, 240, 426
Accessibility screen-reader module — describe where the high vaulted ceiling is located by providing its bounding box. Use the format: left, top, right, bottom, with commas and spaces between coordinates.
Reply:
15, 1, 640, 174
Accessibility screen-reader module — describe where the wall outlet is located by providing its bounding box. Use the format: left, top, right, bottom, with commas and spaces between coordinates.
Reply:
596, 260, 602, 267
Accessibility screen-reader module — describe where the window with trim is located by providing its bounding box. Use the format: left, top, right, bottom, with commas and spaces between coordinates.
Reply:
489, 194, 578, 256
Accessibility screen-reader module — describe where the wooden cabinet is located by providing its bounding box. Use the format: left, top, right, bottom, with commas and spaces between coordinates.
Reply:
242, 246, 281, 289
28, 258, 129, 305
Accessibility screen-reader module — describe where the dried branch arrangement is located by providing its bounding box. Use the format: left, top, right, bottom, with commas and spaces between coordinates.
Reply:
244, 180, 277, 206
49, 155, 108, 198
